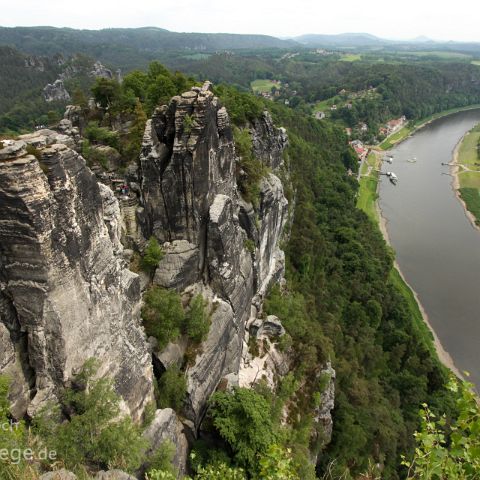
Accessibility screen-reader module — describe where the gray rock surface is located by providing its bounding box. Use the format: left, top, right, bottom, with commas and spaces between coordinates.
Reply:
251, 111, 288, 170
90, 145, 122, 171
313, 363, 336, 449
153, 337, 188, 372
183, 284, 243, 427
0, 141, 153, 420
251, 315, 285, 339
91, 61, 113, 79
143, 408, 189, 477
17, 129, 75, 149
64, 105, 85, 133
0, 300, 32, 418
255, 174, 289, 300
139, 81, 235, 245
43, 79, 70, 102
95, 470, 136, 480
153, 240, 199, 290
40, 470, 77, 480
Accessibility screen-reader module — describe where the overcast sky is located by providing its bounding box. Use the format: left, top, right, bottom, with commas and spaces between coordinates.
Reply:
1, 0, 479, 42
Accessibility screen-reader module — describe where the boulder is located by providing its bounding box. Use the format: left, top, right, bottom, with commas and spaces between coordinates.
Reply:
251, 315, 285, 339
90, 61, 113, 79
154, 240, 199, 290
94, 471, 136, 480
143, 409, 189, 477
40, 470, 77, 480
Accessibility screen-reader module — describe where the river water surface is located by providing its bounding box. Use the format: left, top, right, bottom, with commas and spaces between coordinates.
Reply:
379, 109, 480, 387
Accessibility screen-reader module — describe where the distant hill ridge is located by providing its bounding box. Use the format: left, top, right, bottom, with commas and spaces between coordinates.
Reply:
0, 26, 297, 56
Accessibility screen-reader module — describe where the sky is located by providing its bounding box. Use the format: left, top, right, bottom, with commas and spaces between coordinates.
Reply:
1, 0, 480, 42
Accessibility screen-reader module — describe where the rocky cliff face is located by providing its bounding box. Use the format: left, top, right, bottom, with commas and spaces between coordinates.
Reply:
0, 81, 335, 475
137, 82, 291, 428
0, 136, 153, 421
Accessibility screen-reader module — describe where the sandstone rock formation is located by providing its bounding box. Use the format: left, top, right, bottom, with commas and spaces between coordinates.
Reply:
40, 469, 78, 480
137, 82, 292, 428
143, 408, 189, 476
43, 79, 70, 102
90, 61, 113, 79
0, 140, 153, 420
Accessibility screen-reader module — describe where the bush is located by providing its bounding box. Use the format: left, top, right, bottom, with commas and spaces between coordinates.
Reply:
33, 359, 148, 473
141, 237, 164, 274
403, 378, 480, 479
142, 286, 185, 350
183, 114, 195, 134
256, 445, 300, 480
156, 365, 187, 411
208, 388, 277, 473
84, 121, 119, 149
183, 294, 210, 343
146, 440, 177, 478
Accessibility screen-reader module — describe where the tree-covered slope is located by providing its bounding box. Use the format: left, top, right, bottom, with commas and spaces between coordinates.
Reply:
0, 26, 297, 70
217, 86, 457, 478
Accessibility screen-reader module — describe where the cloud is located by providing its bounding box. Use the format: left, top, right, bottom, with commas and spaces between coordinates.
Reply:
0, 0, 478, 42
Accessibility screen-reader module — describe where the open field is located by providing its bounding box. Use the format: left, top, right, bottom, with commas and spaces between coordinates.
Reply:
459, 188, 480, 225
455, 124, 480, 224
405, 50, 471, 60
457, 124, 480, 170
471, 60, 480, 66
357, 152, 381, 221
340, 53, 361, 62
312, 96, 338, 113
379, 126, 412, 150
250, 79, 279, 93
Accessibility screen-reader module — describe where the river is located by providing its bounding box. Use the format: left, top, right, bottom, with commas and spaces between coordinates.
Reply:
379, 109, 480, 388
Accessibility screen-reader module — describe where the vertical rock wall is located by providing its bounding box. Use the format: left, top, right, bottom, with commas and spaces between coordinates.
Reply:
138, 83, 292, 428
0, 139, 153, 420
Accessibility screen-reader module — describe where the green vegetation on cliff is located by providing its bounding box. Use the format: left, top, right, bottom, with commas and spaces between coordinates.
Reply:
197, 84, 458, 478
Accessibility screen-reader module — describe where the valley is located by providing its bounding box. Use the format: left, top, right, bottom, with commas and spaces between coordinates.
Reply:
1, 22, 480, 480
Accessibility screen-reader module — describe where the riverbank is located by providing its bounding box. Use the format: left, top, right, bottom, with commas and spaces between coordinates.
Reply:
357, 148, 464, 379
376, 203, 464, 379
379, 104, 480, 151
452, 124, 480, 230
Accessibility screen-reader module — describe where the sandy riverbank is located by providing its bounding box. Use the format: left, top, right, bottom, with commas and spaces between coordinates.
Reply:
375, 185, 465, 380
451, 132, 480, 232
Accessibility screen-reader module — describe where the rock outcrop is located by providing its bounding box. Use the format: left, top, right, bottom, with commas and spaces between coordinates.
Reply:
138, 82, 291, 428
143, 408, 189, 476
313, 363, 336, 447
90, 61, 113, 79
43, 79, 70, 102
0, 140, 154, 420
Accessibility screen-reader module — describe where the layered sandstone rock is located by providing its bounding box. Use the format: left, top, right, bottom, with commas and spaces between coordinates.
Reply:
0, 140, 153, 420
138, 82, 292, 428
